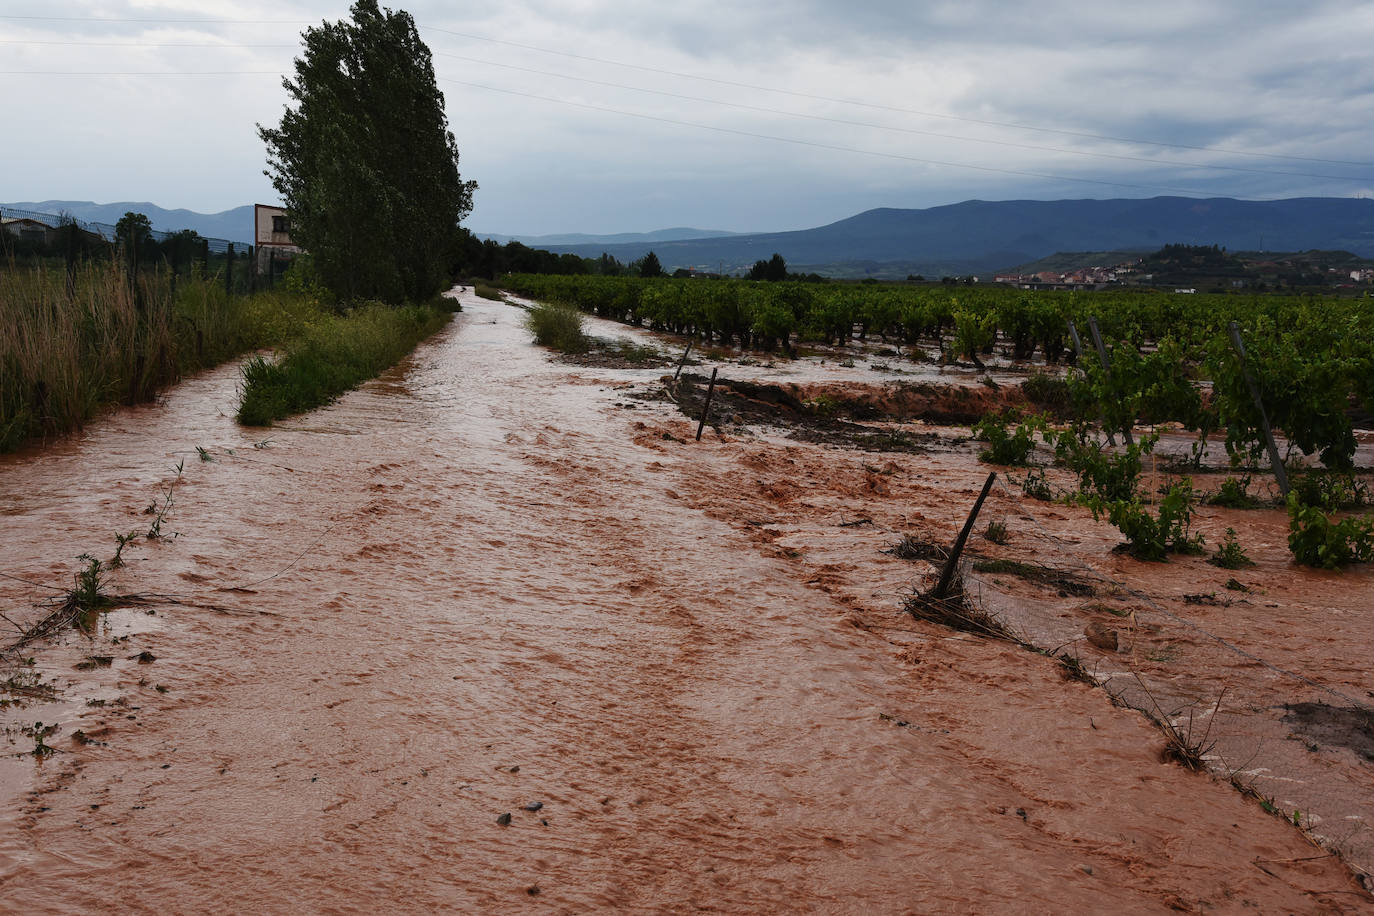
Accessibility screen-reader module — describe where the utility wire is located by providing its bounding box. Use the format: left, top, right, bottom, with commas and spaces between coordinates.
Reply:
5, 35, 1362, 181
6, 13, 1370, 172
430, 51, 1367, 184
420, 25, 1374, 169
439, 76, 1275, 200
3, 13, 1368, 169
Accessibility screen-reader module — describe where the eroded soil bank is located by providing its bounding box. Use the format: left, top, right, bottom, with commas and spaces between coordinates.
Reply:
0, 292, 1367, 913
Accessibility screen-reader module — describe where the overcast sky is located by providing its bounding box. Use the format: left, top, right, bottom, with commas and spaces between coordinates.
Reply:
4, 1, 1373, 235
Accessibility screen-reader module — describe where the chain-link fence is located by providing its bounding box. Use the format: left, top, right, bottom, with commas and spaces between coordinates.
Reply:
1, 206, 239, 253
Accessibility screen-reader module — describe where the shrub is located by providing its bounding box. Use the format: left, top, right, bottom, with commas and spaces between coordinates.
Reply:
1286, 493, 1374, 568
1290, 472, 1370, 512
1205, 475, 1259, 509
1096, 479, 1204, 561
524, 302, 589, 353
971, 409, 1045, 466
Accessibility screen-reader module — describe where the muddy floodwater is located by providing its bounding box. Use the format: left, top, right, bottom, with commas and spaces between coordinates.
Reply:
0, 290, 1369, 912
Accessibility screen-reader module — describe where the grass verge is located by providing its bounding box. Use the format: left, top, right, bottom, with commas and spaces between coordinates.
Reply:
236, 299, 455, 426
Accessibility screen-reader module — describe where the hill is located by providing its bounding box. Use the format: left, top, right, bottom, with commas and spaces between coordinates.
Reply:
479, 227, 740, 247
539, 197, 1374, 278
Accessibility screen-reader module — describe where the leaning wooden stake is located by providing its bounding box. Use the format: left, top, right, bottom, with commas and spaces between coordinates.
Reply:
1227, 321, 1290, 496
1088, 317, 1134, 447
1067, 320, 1115, 447
673, 340, 693, 381
695, 367, 719, 442
933, 471, 996, 600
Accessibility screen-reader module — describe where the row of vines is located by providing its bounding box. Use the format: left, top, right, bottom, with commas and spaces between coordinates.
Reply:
503, 273, 1374, 471
503, 274, 1374, 568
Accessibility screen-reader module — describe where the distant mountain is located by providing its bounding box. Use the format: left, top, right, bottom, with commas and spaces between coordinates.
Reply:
537, 197, 1374, 278
478, 227, 740, 247
2, 200, 257, 244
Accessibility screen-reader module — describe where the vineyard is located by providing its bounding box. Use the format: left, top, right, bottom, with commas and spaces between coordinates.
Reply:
503, 273, 1374, 566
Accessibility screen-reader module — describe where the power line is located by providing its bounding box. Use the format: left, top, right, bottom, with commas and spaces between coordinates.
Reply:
438, 76, 1277, 201
0, 38, 297, 48
6, 12, 1370, 172
420, 25, 1374, 169
430, 51, 1368, 184
7, 31, 1358, 181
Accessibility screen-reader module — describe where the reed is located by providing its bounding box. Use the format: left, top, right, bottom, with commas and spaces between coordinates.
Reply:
0, 257, 267, 452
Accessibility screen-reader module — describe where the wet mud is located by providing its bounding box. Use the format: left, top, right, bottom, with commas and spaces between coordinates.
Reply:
0, 292, 1369, 912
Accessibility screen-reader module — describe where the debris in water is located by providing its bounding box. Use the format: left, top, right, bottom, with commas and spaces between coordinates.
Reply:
496, 812, 512, 826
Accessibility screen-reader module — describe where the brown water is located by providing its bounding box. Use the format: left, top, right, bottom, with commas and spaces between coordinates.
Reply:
0, 291, 1365, 912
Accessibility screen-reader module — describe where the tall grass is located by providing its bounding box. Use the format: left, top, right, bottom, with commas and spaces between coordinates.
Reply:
236, 300, 454, 426
524, 301, 589, 353
0, 258, 274, 451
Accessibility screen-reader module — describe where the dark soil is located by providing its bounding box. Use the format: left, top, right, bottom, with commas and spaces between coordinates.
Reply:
661, 374, 962, 453
1281, 702, 1374, 762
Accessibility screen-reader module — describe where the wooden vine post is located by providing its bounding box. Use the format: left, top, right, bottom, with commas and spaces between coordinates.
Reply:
1227, 321, 1290, 496
1067, 319, 1115, 447
695, 367, 719, 442
932, 472, 997, 600
1087, 317, 1134, 447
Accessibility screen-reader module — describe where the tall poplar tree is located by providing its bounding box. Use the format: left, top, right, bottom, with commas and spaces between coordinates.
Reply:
259, 1, 476, 304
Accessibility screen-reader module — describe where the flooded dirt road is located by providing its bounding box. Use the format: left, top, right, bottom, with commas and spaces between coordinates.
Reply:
0, 291, 1366, 912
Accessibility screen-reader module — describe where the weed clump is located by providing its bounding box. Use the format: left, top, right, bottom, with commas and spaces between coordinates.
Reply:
1205, 475, 1260, 509
524, 302, 589, 354
1208, 527, 1255, 570
1021, 372, 1070, 412
903, 571, 1015, 640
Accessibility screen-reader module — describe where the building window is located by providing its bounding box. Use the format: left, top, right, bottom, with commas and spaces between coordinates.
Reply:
272, 215, 291, 234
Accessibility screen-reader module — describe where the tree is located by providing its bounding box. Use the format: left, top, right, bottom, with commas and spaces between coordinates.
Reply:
258, 0, 476, 304
115, 211, 154, 268
640, 250, 664, 278
748, 252, 788, 282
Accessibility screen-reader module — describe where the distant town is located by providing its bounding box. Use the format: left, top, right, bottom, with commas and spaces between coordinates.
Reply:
992, 244, 1374, 293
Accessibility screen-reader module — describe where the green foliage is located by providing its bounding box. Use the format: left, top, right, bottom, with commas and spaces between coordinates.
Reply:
1205, 475, 1259, 508
1055, 427, 1157, 503
258, 0, 476, 303
494, 275, 1374, 475
1286, 493, 1374, 568
971, 409, 1045, 466
237, 301, 452, 425
952, 307, 996, 365
71, 554, 111, 614
1095, 479, 1204, 561
1289, 471, 1370, 512
114, 211, 154, 267
639, 251, 664, 278
0, 259, 291, 452
1021, 467, 1054, 501
1208, 527, 1255, 569
524, 302, 589, 354
748, 253, 788, 281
